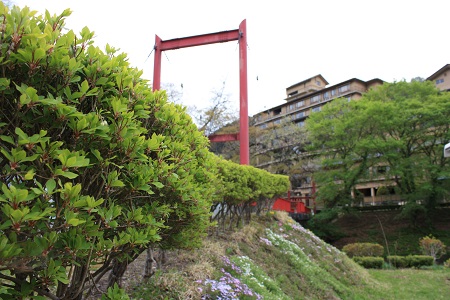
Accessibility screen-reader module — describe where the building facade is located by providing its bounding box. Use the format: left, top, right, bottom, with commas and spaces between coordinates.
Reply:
251, 65, 448, 208
253, 75, 382, 130
252, 75, 383, 204
427, 64, 450, 92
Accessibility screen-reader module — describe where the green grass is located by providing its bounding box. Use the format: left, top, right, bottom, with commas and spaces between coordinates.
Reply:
352, 268, 450, 300
128, 212, 450, 300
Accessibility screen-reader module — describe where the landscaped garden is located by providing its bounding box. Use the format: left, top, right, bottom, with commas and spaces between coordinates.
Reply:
0, 3, 449, 299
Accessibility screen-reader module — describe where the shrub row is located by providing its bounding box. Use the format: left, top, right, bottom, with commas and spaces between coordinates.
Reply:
352, 255, 435, 269
342, 242, 384, 258
352, 256, 384, 269
387, 255, 434, 268
211, 155, 290, 227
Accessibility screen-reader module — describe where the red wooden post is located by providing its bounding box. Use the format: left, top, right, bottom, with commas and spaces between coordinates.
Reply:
238, 20, 249, 165
312, 181, 317, 214
152, 35, 162, 91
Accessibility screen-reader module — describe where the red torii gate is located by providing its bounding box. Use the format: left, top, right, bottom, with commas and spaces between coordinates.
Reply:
152, 20, 249, 165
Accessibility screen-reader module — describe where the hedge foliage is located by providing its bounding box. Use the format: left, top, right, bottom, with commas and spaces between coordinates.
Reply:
387, 255, 434, 268
342, 242, 384, 258
352, 256, 384, 269
0, 4, 290, 299
212, 156, 290, 228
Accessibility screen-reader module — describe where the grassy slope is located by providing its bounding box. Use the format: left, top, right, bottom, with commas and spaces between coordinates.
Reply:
127, 212, 378, 299
124, 211, 450, 299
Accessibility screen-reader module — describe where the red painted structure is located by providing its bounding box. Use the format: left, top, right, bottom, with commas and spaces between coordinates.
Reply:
272, 198, 311, 214
272, 182, 317, 219
152, 20, 249, 165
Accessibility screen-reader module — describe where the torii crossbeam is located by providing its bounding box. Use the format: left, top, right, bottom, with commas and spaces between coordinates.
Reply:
152, 20, 249, 165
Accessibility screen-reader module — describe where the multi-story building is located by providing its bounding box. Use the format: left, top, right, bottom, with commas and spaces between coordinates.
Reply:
251, 65, 448, 208
252, 75, 383, 202
253, 75, 382, 130
427, 64, 450, 92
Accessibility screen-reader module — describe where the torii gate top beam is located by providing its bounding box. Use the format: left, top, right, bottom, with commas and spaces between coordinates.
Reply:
152, 20, 249, 165
156, 29, 240, 51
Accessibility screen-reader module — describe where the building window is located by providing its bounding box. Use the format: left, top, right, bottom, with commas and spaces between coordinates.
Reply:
312, 106, 321, 113
316, 80, 321, 86
346, 96, 352, 102
373, 166, 390, 176
436, 79, 444, 84
331, 89, 336, 96
338, 84, 350, 93
292, 112, 305, 120
273, 119, 281, 125
310, 95, 321, 103
288, 91, 298, 97
296, 101, 304, 108
323, 91, 330, 100
259, 123, 267, 129
273, 108, 282, 115
297, 121, 305, 127
289, 104, 295, 111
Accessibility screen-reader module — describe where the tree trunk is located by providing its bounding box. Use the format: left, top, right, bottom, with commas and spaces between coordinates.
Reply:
144, 247, 157, 278
107, 259, 128, 288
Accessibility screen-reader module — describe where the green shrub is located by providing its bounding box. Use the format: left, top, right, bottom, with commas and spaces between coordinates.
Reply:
352, 256, 384, 269
397, 202, 427, 227
408, 255, 434, 268
342, 242, 384, 258
0, 3, 215, 299
419, 235, 446, 261
102, 284, 130, 300
306, 208, 344, 241
387, 255, 434, 268
387, 256, 409, 268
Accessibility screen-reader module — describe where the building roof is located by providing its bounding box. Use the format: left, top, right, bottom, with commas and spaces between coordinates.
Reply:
286, 74, 329, 90
427, 64, 450, 80
283, 77, 383, 101
255, 77, 384, 115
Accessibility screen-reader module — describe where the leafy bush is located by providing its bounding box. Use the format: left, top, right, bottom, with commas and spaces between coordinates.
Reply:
0, 4, 214, 299
211, 156, 290, 228
387, 256, 409, 268
306, 208, 344, 241
396, 202, 427, 227
387, 255, 434, 268
352, 257, 384, 269
419, 235, 446, 261
342, 243, 384, 258
101, 284, 130, 300
408, 255, 434, 268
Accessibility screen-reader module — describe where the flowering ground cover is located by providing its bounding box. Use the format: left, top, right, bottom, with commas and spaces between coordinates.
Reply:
124, 211, 450, 299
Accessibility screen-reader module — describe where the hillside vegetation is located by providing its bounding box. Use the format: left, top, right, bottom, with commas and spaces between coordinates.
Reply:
115, 211, 450, 300
327, 208, 450, 258
109, 212, 450, 300
119, 212, 378, 299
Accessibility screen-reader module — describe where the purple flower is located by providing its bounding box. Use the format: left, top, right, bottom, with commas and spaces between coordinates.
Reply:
260, 237, 272, 246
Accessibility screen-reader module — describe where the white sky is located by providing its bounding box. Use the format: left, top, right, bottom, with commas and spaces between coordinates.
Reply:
12, 0, 450, 116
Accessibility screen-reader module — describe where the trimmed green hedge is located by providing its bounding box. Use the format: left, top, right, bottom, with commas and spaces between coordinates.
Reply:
387, 255, 434, 268
352, 256, 384, 269
342, 242, 384, 258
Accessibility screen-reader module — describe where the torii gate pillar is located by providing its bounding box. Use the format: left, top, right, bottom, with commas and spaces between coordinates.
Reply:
152, 20, 249, 165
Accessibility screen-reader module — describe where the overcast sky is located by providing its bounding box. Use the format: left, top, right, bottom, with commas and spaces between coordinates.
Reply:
13, 0, 450, 116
